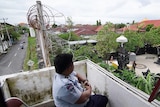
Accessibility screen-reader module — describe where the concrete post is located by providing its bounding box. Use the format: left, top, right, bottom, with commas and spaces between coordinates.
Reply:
2, 18, 12, 46
36, 1, 51, 67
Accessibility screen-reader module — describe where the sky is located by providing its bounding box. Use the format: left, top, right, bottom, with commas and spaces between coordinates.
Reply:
0, 0, 160, 25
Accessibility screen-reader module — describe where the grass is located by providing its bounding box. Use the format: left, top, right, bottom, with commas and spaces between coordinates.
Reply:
23, 37, 38, 71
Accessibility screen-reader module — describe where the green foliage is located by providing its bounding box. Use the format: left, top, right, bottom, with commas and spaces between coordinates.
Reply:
23, 37, 38, 71
96, 31, 119, 59
145, 27, 160, 46
1, 26, 20, 41
124, 31, 144, 51
96, 22, 120, 59
16, 26, 29, 34
99, 62, 155, 96
73, 44, 102, 63
10, 31, 20, 41
59, 32, 82, 41
146, 24, 154, 32
98, 62, 116, 72
112, 69, 138, 86
96, 20, 101, 26
135, 73, 155, 94
98, 61, 109, 70
96, 25, 160, 57
115, 23, 126, 29
66, 17, 73, 29
52, 23, 58, 28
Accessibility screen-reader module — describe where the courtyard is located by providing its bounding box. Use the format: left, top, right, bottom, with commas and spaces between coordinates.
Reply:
135, 54, 160, 76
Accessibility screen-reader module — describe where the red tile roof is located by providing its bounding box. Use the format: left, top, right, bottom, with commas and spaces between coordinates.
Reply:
95, 25, 103, 32
118, 19, 160, 32
74, 25, 99, 36
138, 19, 160, 28
74, 28, 97, 36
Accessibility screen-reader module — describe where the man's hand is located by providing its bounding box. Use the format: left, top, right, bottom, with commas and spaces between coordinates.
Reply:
83, 80, 89, 86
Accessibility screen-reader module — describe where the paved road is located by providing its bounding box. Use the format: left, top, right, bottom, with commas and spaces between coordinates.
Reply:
0, 34, 28, 76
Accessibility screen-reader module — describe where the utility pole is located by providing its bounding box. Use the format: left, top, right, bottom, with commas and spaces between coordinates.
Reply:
36, 1, 51, 67
0, 23, 4, 52
0, 18, 12, 46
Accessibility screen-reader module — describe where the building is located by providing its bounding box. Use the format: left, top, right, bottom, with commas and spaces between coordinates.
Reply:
73, 25, 100, 39
0, 22, 14, 54
117, 19, 160, 33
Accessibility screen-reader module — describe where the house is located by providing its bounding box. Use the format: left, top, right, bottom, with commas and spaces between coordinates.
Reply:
74, 25, 99, 39
0, 22, 14, 54
50, 24, 102, 39
18, 22, 29, 28
95, 25, 103, 32
139, 19, 160, 28
117, 19, 160, 33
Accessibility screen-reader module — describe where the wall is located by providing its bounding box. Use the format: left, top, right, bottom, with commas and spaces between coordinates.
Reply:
0, 60, 160, 107
2, 67, 55, 106
86, 60, 160, 107
0, 60, 87, 107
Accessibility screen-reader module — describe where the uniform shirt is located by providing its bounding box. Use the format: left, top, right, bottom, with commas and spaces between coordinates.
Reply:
53, 71, 88, 107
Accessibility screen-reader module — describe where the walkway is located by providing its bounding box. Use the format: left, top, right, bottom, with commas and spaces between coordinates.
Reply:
135, 54, 160, 76
109, 54, 160, 76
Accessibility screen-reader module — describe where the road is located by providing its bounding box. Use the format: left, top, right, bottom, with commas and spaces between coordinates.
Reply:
0, 34, 28, 76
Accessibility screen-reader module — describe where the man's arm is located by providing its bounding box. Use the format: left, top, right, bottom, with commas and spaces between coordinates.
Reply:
76, 73, 87, 83
75, 73, 92, 104
75, 82, 92, 104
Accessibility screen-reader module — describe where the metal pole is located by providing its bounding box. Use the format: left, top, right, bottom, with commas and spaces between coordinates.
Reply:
36, 1, 51, 67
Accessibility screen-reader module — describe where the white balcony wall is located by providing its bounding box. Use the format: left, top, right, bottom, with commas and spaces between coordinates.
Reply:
0, 60, 160, 107
86, 60, 160, 107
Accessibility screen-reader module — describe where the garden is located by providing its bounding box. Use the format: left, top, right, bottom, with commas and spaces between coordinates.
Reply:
25, 22, 160, 100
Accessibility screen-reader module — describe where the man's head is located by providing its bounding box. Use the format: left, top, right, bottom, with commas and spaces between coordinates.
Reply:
54, 53, 73, 74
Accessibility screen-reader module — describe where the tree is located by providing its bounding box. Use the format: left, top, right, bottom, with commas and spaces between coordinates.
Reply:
73, 44, 102, 63
144, 27, 160, 46
96, 20, 99, 26
66, 17, 73, 30
132, 20, 135, 24
95, 23, 119, 59
10, 31, 20, 41
52, 23, 57, 28
59, 32, 82, 41
115, 23, 126, 29
96, 20, 101, 26
124, 31, 144, 52
146, 24, 154, 32
7, 26, 21, 42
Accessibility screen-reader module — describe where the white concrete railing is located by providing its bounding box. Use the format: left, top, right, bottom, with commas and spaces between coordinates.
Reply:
0, 60, 160, 107
1, 67, 55, 107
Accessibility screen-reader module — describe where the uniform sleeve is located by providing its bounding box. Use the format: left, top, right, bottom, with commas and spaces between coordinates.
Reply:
71, 71, 77, 76
57, 83, 82, 104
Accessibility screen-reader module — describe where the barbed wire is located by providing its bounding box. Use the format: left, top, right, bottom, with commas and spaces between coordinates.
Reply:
26, 2, 79, 65
27, 3, 66, 29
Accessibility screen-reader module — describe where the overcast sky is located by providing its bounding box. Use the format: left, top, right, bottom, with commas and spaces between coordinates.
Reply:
0, 0, 160, 25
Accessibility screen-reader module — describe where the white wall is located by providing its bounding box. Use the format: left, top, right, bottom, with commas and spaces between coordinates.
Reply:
29, 27, 35, 37
86, 60, 160, 107
0, 60, 160, 107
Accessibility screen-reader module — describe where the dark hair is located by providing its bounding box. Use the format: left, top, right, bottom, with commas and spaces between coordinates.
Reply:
54, 53, 73, 74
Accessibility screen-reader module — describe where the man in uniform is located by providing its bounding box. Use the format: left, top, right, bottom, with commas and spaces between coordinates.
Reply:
52, 53, 108, 107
